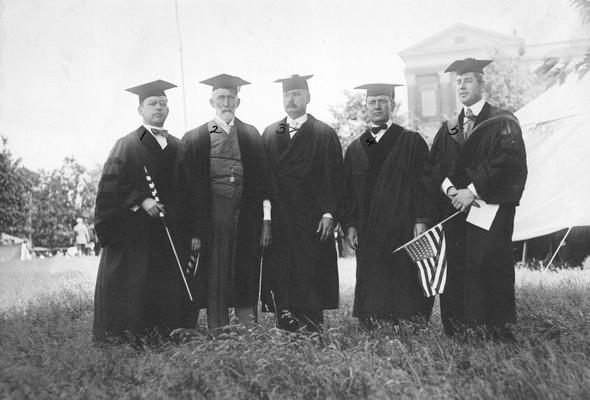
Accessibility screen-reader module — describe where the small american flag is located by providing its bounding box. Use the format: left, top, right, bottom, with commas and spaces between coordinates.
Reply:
403, 224, 447, 297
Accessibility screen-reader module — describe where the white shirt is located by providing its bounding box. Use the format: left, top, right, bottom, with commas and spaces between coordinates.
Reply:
287, 114, 308, 138
463, 97, 486, 117
441, 98, 487, 198
131, 124, 168, 211
370, 119, 393, 143
213, 115, 235, 134
143, 124, 168, 149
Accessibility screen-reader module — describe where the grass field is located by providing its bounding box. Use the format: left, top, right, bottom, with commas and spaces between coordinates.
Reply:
1, 257, 589, 399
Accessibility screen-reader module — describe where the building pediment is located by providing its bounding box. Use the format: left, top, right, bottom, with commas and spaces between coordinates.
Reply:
400, 23, 524, 59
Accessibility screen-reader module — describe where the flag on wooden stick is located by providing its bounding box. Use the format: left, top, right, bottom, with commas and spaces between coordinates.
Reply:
393, 211, 460, 297
402, 224, 447, 297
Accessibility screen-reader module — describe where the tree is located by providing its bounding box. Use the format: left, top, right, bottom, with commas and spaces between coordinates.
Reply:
534, 1, 590, 82
483, 49, 544, 113
328, 91, 424, 153
0, 137, 37, 239
31, 157, 98, 248
570, 0, 590, 23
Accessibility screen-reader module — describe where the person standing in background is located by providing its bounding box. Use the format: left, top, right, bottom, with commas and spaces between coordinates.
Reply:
73, 218, 89, 257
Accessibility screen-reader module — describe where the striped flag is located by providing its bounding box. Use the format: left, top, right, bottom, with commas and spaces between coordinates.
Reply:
402, 224, 447, 297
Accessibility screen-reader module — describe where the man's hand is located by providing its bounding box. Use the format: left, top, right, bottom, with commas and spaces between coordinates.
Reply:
316, 216, 335, 241
191, 237, 201, 252
451, 189, 476, 212
414, 223, 427, 238
141, 197, 165, 218
260, 220, 272, 248
345, 226, 359, 251
446, 186, 458, 199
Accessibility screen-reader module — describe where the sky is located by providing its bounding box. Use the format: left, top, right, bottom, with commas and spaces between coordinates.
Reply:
0, 0, 587, 170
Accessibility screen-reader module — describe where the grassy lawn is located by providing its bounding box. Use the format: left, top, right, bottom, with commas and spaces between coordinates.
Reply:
1, 257, 589, 399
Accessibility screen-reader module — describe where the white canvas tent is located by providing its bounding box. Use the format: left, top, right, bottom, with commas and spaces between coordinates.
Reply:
512, 72, 590, 241
0, 233, 32, 262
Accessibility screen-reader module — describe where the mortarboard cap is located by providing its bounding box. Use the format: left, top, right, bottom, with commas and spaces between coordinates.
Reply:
445, 58, 493, 75
274, 74, 313, 92
126, 79, 177, 103
199, 73, 250, 91
354, 83, 403, 99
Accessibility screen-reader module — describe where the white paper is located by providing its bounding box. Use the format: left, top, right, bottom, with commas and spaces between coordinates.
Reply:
466, 200, 500, 231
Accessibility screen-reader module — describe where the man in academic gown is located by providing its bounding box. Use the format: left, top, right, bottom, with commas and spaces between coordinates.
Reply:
93, 80, 200, 343
341, 83, 434, 328
182, 74, 272, 333
261, 74, 343, 332
423, 58, 527, 339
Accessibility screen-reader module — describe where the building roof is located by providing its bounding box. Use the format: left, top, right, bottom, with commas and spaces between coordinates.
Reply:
399, 23, 524, 59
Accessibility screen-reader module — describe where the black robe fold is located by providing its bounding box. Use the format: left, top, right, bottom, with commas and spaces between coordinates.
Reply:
93, 127, 197, 342
423, 102, 527, 331
182, 118, 273, 308
341, 124, 433, 320
260, 114, 343, 312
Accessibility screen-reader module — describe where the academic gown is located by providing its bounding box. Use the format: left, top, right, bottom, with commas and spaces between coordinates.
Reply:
423, 102, 527, 332
341, 124, 434, 320
182, 118, 272, 309
260, 114, 343, 313
93, 127, 197, 342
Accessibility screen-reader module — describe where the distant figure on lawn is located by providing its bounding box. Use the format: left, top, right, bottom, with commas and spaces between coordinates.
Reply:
87, 223, 100, 256
93, 80, 200, 344
423, 58, 527, 340
260, 74, 343, 332
73, 218, 89, 257
182, 74, 273, 335
341, 83, 434, 330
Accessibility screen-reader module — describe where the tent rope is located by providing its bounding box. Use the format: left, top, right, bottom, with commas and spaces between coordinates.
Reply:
543, 227, 572, 271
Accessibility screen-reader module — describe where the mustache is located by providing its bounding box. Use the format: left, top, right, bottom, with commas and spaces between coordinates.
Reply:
286, 102, 297, 107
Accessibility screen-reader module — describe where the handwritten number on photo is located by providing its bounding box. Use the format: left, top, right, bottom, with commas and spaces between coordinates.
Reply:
276, 123, 287, 134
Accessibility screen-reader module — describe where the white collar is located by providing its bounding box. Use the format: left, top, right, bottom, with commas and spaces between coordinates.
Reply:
143, 124, 168, 149
367, 120, 393, 144
287, 113, 308, 127
463, 98, 486, 116
213, 115, 235, 134
371, 119, 393, 130
143, 123, 166, 132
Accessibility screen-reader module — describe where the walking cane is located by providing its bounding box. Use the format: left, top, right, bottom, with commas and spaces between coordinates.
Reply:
143, 166, 194, 301
258, 246, 264, 303
256, 246, 264, 322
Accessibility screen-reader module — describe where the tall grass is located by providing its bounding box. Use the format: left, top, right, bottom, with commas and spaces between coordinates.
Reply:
1, 258, 589, 399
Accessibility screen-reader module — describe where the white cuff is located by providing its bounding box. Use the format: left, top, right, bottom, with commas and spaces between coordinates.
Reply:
130, 205, 140, 212
322, 213, 333, 219
467, 183, 480, 199
263, 199, 271, 221
441, 177, 455, 196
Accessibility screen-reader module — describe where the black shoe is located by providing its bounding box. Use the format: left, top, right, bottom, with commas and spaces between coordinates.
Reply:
277, 310, 300, 332
170, 328, 202, 344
